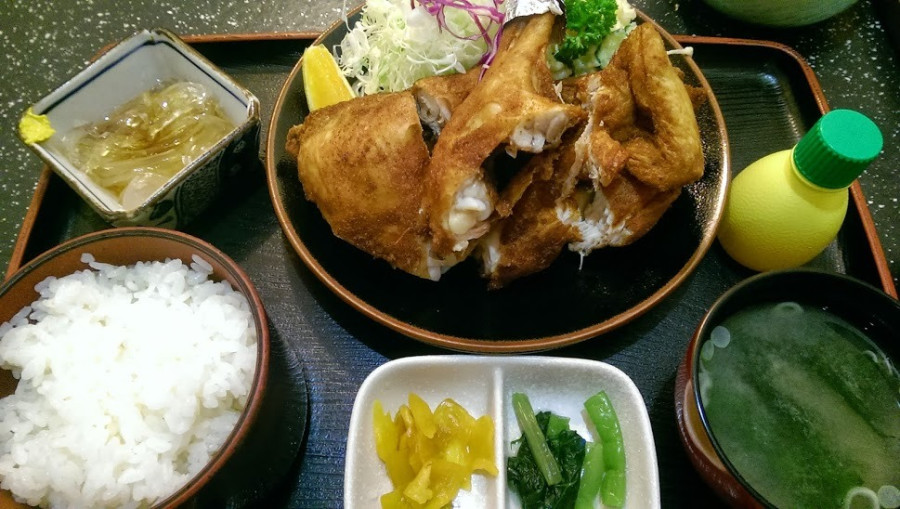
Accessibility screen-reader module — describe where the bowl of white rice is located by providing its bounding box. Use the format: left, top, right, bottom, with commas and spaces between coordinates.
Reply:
0, 227, 269, 509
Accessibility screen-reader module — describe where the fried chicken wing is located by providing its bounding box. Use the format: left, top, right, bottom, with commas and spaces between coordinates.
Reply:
287, 19, 708, 288
566, 174, 681, 253
287, 91, 459, 281
592, 23, 704, 191
425, 12, 586, 259
562, 23, 705, 254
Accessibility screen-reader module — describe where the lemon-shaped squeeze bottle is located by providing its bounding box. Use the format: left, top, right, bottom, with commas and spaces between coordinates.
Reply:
717, 109, 883, 271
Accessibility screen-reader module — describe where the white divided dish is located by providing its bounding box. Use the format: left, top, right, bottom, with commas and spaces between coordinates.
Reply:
344, 356, 660, 509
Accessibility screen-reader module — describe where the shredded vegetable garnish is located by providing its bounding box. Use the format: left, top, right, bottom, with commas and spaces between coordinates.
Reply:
415, 0, 505, 69
338, 0, 506, 95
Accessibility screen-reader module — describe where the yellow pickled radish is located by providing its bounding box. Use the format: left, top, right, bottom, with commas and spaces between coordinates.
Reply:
301, 45, 355, 111
408, 393, 437, 439
372, 394, 497, 508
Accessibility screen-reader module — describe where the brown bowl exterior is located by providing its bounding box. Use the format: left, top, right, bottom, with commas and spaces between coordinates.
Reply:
675, 269, 900, 508
0, 227, 270, 509
675, 329, 763, 508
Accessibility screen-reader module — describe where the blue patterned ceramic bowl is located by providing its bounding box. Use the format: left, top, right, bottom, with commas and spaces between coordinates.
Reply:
20, 28, 260, 228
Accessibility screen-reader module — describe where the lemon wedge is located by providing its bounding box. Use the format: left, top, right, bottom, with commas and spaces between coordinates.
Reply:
302, 45, 355, 111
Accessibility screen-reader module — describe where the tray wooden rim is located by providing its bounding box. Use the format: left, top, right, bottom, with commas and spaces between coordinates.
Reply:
678, 35, 896, 298
8, 32, 896, 305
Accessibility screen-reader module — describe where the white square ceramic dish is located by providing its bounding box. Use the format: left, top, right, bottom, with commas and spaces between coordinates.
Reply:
344, 356, 660, 509
21, 28, 260, 228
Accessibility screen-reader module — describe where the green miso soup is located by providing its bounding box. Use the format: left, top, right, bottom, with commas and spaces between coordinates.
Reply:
698, 301, 900, 509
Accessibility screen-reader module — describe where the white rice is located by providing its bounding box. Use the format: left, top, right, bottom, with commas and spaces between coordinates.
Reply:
0, 254, 258, 509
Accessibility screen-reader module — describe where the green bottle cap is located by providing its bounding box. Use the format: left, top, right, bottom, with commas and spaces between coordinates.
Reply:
793, 109, 883, 189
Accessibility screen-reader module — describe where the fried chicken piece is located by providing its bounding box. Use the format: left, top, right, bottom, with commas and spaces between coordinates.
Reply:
286, 91, 460, 281
562, 23, 705, 254
482, 24, 707, 285
412, 68, 480, 135
593, 23, 704, 190
424, 12, 586, 259
567, 174, 681, 253
480, 144, 579, 289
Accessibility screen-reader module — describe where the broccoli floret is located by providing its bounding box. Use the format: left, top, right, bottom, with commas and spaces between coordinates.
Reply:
554, 0, 619, 66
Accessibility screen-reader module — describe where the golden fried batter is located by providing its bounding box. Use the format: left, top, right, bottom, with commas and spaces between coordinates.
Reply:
592, 23, 704, 191
286, 21, 708, 288
562, 23, 705, 253
595, 173, 681, 240
286, 91, 446, 280
481, 147, 578, 289
425, 13, 586, 259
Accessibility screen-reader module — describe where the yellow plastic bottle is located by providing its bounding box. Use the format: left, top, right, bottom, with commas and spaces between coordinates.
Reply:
718, 109, 882, 271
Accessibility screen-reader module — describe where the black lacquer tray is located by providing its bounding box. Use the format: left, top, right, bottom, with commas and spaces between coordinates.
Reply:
6, 34, 895, 508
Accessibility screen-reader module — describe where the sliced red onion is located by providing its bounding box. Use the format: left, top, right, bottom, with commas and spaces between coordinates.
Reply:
412, 0, 506, 70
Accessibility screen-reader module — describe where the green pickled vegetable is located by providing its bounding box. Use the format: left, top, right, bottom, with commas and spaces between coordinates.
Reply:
546, 413, 571, 439
511, 393, 563, 486
508, 410, 586, 509
574, 441, 605, 509
585, 391, 626, 507
601, 469, 626, 507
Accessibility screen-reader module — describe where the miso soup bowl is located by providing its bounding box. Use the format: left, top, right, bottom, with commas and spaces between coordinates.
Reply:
0, 227, 270, 508
674, 269, 900, 508
20, 28, 260, 228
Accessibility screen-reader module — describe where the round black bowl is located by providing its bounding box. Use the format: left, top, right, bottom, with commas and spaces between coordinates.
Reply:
675, 269, 900, 508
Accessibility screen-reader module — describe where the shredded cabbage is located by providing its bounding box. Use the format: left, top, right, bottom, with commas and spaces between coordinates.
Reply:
548, 0, 637, 79
339, 0, 505, 95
